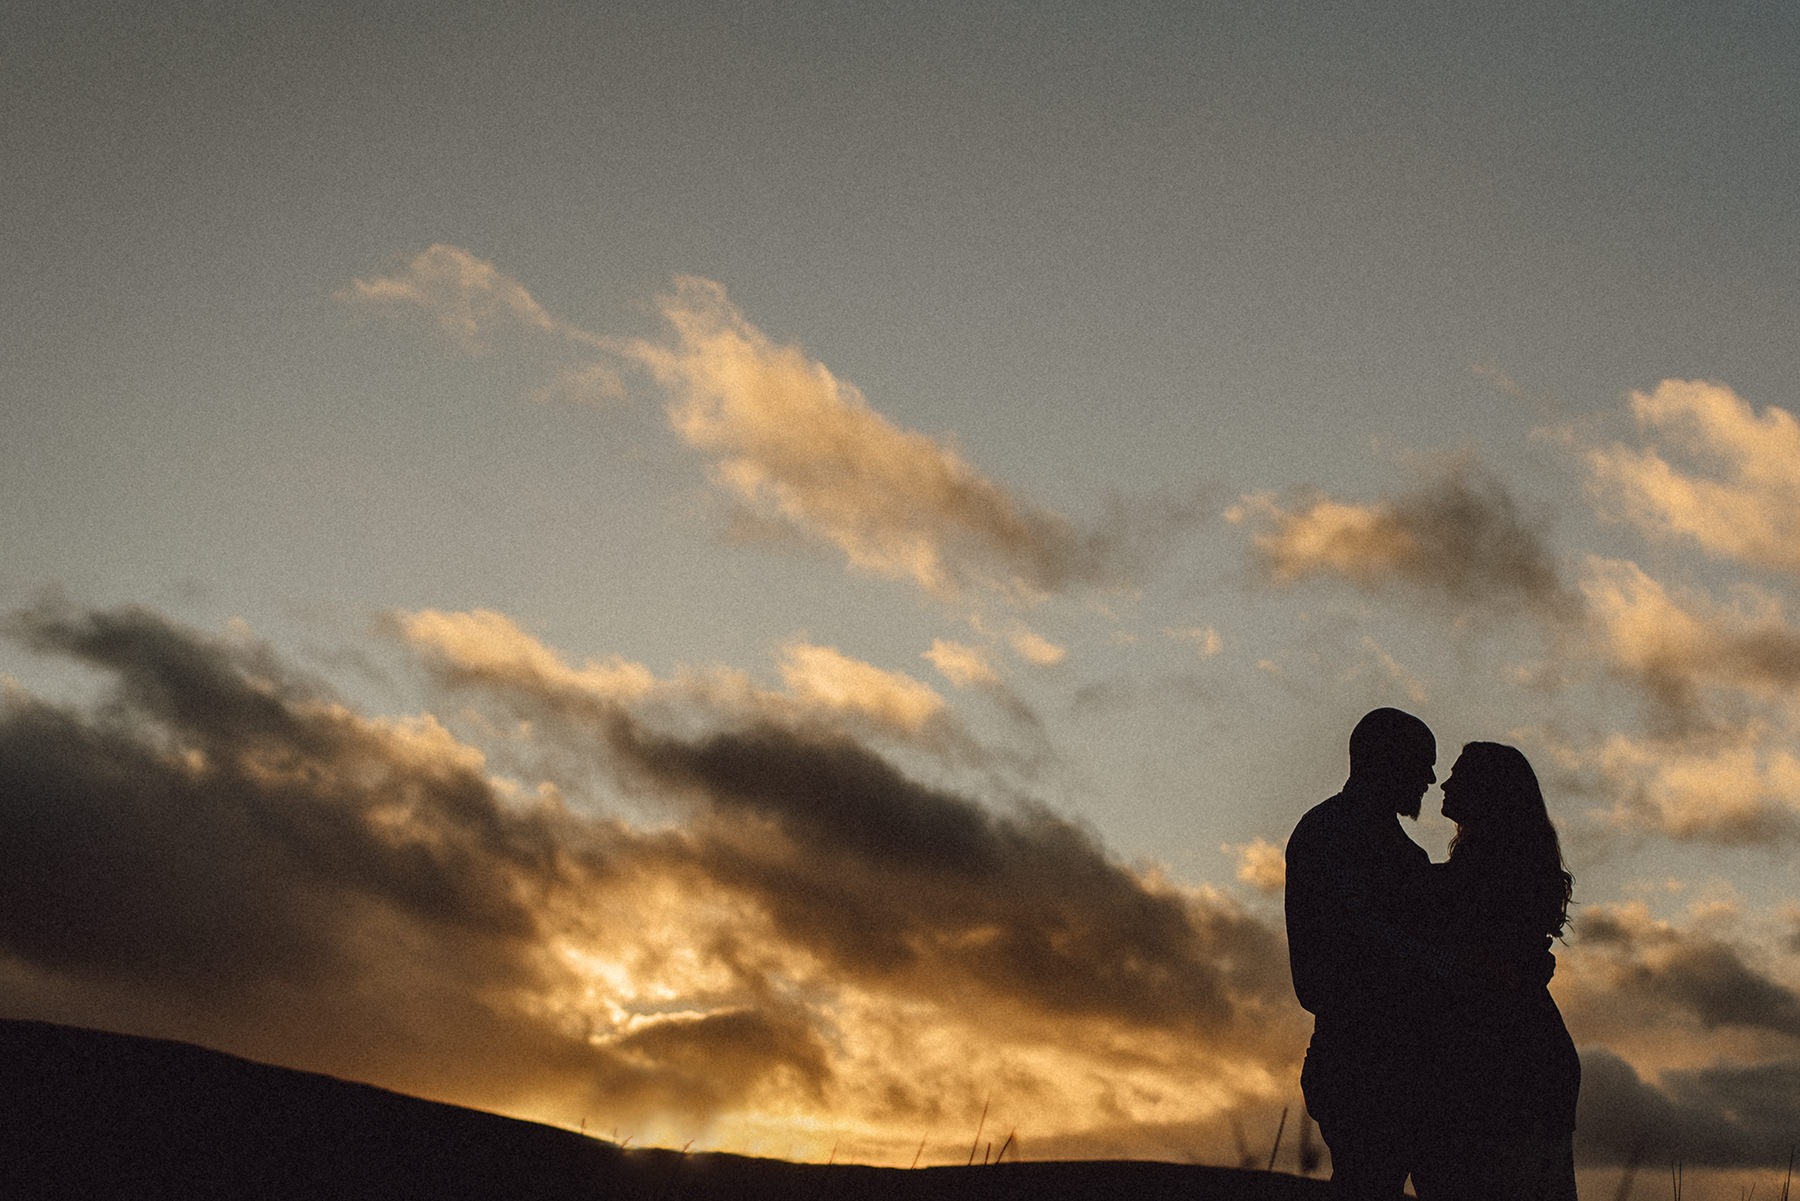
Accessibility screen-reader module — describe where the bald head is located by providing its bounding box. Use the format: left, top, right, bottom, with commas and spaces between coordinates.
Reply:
1347, 707, 1437, 818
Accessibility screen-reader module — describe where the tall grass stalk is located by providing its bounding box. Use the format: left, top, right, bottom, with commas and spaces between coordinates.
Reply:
967, 1095, 990, 1167
1267, 1106, 1288, 1172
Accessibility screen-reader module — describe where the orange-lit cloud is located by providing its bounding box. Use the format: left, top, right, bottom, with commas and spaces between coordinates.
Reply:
1558, 553, 1800, 844
775, 641, 945, 731
340, 244, 591, 354
1587, 380, 1800, 577
922, 639, 1000, 689
1556, 904, 1800, 1167
0, 599, 1308, 1165
1577, 731, 1800, 845
1005, 624, 1067, 666
1234, 461, 1575, 617
1224, 839, 1285, 894
396, 607, 657, 701
397, 608, 945, 743
343, 248, 1171, 604
625, 277, 1128, 600
1580, 556, 1800, 726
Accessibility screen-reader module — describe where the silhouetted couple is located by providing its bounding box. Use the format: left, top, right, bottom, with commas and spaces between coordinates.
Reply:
1285, 708, 1578, 1200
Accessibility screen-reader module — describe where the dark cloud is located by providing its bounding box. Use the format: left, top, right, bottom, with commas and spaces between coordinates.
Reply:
396, 606, 1293, 1034
1576, 908, 1800, 1038
0, 601, 719, 1117
572, 690, 1289, 1033
0, 602, 568, 991
1577, 1048, 1800, 1167
1246, 461, 1578, 619
610, 1006, 832, 1115
2, 599, 1300, 1150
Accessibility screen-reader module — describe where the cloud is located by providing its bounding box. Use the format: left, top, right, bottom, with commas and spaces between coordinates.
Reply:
1562, 555, 1800, 842
393, 609, 1288, 1032
346, 249, 1184, 603
1224, 839, 1285, 894
1557, 905, 1800, 1168
396, 608, 944, 743
1580, 556, 1800, 726
775, 641, 944, 732
1234, 460, 1576, 617
1582, 731, 1800, 844
0, 599, 629, 1113
339, 244, 594, 355
395, 607, 657, 702
606, 718, 1290, 1029
0, 598, 1305, 1162
1587, 380, 1800, 577
1005, 624, 1067, 666
922, 639, 1000, 689
1570, 903, 1800, 1040
1576, 1049, 1800, 1168
624, 277, 1134, 600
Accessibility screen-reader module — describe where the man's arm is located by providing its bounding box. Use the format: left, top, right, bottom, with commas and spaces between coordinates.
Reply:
1286, 807, 1453, 1018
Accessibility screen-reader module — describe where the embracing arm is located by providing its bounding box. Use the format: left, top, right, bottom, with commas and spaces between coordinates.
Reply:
1285, 808, 1455, 1017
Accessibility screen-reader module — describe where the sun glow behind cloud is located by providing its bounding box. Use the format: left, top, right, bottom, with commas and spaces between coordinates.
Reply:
0, 593, 1314, 1165
10, 239, 1800, 1174
343, 264, 1800, 1169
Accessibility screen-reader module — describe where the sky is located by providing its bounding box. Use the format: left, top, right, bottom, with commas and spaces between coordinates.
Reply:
5, 0, 1800, 1186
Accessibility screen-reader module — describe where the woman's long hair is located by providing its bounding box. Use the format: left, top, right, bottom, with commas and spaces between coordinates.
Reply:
1447, 742, 1574, 938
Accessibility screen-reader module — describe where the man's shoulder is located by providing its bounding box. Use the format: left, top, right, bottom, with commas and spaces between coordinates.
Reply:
1288, 793, 1427, 865
1286, 793, 1349, 857
1289, 793, 1348, 835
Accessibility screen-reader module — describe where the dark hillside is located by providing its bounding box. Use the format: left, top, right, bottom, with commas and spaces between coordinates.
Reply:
1, 1019, 1328, 1200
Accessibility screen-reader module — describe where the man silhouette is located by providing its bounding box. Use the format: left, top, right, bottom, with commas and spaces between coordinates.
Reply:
1285, 707, 1446, 1198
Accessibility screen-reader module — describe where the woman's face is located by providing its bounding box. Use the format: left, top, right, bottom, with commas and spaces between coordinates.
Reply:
1439, 754, 1478, 825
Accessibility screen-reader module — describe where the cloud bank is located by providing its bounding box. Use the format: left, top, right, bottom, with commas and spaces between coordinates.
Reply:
0, 599, 1303, 1163
1560, 904, 1800, 1168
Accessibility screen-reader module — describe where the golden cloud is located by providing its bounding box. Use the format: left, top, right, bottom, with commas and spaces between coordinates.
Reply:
345, 249, 1166, 604
0, 599, 1315, 1166
398, 608, 657, 702
1236, 460, 1575, 617
1587, 380, 1800, 576
1005, 624, 1067, 666
339, 244, 588, 354
1224, 839, 1285, 894
1580, 556, 1800, 727
624, 277, 1124, 600
921, 639, 1000, 689
776, 641, 944, 731
1580, 731, 1800, 845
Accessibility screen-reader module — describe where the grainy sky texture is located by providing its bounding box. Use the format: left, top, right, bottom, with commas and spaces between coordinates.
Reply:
5, 0, 1800, 1186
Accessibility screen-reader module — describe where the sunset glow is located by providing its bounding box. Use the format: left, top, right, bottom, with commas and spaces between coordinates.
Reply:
5, 3, 1800, 1193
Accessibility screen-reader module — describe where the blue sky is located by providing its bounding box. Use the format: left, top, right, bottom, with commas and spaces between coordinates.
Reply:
5, 0, 1800, 1183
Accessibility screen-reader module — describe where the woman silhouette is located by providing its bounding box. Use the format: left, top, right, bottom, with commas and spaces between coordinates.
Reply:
1411, 742, 1579, 1201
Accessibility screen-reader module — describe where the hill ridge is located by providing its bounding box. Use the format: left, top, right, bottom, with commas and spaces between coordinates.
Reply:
1, 1018, 1328, 1200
